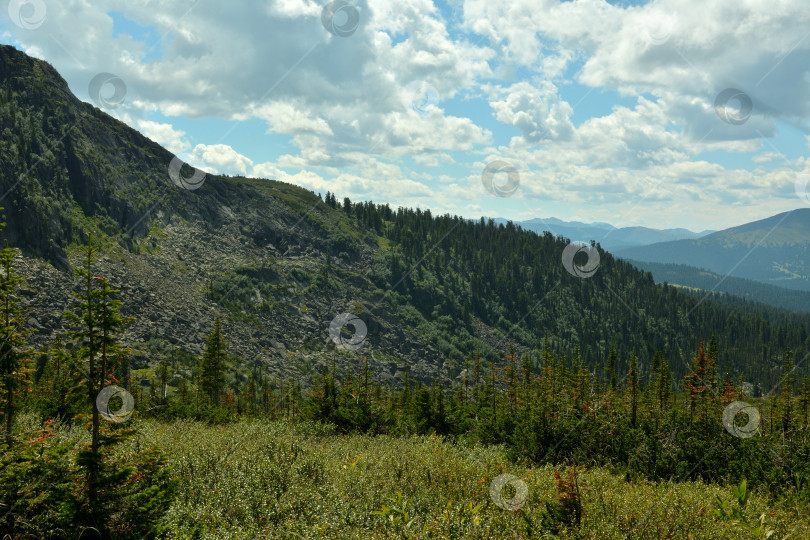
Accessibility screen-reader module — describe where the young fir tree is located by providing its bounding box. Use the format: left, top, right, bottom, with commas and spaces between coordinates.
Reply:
62, 237, 172, 537
0, 221, 32, 446
627, 350, 639, 428
780, 348, 795, 435
682, 341, 711, 426
606, 344, 618, 392
33, 337, 84, 421
64, 239, 128, 506
657, 353, 671, 415
157, 357, 170, 401
199, 317, 227, 406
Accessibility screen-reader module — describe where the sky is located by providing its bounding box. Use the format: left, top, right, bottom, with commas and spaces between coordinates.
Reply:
2, 0, 810, 231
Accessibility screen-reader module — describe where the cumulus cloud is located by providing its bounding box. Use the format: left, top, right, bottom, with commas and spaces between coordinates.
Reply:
3, 0, 809, 230
137, 120, 190, 154
488, 81, 574, 143
192, 144, 254, 176
752, 152, 785, 164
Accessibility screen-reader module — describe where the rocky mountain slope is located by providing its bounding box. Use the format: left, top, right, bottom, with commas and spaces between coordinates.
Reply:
2, 44, 809, 391
0, 44, 444, 383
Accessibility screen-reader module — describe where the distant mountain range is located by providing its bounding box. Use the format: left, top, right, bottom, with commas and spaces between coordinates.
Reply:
493, 217, 713, 252
493, 211, 810, 313
615, 209, 810, 292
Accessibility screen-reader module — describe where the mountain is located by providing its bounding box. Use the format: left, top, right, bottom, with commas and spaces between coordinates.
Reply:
626, 260, 810, 313
2, 44, 809, 391
494, 217, 712, 252
616, 209, 810, 291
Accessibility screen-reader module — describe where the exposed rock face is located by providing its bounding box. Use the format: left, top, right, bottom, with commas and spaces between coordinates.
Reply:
0, 44, 446, 385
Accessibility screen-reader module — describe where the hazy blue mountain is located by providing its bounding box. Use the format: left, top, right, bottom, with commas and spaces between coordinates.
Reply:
491, 217, 712, 251
616, 209, 810, 291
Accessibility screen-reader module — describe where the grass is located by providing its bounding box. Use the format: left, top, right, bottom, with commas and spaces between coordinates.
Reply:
17, 414, 808, 539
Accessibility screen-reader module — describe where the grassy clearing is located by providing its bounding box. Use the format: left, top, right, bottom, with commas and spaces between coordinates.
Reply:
19, 414, 805, 539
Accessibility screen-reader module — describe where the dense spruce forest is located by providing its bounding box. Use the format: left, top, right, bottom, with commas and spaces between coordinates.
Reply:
360, 201, 810, 390
627, 259, 810, 314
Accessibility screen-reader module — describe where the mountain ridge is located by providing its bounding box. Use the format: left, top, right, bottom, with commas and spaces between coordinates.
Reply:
616, 208, 810, 291
492, 216, 713, 252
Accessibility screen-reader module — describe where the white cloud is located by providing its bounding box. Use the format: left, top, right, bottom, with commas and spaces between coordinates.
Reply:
136, 120, 190, 153
192, 144, 254, 175
3, 0, 809, 230
488, 81, 574, 143
752, 152, 784, 164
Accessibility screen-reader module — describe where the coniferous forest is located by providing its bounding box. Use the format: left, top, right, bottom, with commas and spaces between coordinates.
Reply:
4, 196, 810, 538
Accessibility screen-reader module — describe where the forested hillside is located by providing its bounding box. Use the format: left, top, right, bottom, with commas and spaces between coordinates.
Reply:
0, 43, 808, 394
627, 259, 810, 313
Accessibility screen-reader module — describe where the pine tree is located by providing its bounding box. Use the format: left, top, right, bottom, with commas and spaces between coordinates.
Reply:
606, 344, 618, 391
200, 318, 227, 406
657, 354, 671, 412
627, 350, 639, 427
780, 348, 795, 435
63, 236, 136, 532
157, 357, 170, 401
0, 223, 31, 446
